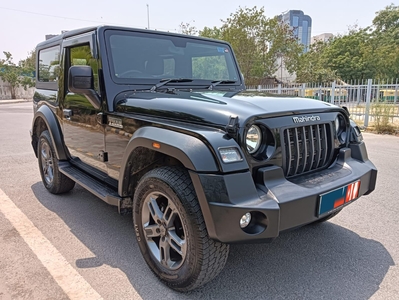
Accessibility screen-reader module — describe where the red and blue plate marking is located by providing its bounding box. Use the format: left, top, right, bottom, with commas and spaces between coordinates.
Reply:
318, 181, 361, 216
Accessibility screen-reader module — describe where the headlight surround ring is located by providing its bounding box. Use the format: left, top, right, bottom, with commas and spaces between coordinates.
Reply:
335, 115, 347, 144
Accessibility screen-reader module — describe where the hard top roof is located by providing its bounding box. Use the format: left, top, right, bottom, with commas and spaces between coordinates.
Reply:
35, 25, 229, 49
36, 26, 98, 48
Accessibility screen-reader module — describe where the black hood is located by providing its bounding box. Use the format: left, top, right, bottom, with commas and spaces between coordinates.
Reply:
115, 91, 342, 128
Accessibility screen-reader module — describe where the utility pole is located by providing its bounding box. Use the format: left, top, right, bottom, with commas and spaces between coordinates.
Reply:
147, 4, 150, 29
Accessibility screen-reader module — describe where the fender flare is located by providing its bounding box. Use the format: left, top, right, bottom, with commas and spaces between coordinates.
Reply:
32, 105, 68, 160
118, 127, 219, 196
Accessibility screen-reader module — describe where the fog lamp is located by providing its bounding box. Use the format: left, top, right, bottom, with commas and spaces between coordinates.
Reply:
240, 212, 252, 228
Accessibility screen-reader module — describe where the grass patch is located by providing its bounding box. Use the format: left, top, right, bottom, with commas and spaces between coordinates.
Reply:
370, 103, 398, 134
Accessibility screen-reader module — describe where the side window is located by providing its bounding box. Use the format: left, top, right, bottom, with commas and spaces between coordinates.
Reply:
192, 55, 229, 80
69, 44, 99, 91
38, 46, 60, 82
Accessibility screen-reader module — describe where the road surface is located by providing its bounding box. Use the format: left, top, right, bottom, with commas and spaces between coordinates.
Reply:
0, 102, 398, 299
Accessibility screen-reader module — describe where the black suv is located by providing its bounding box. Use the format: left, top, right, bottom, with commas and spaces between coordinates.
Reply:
30, 26, 377, 291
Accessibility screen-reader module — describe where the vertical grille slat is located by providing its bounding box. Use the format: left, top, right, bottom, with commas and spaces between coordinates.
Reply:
293, 127, 300, 175
283, 123, 332, 178
286, 129, 292, 174
300, 126, 308, 174
321, 124, 329, 166
308, 126, 315, 172
315, 124, 322, 168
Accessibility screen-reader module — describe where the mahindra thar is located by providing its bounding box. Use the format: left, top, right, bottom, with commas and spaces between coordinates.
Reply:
30, 26, 377, 291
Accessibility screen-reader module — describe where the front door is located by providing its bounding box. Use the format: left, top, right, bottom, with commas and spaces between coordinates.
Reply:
62, 34, 107, 174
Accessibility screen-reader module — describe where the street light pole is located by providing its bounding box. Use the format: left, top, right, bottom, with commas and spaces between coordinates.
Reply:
147, 4, 150, 29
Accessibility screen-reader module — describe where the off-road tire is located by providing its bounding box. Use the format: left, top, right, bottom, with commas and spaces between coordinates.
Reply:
133, 166, 229, 292
38, 130, 75, 194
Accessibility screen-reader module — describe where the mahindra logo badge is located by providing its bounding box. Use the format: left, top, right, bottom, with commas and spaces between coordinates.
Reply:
292, 115, 321, 123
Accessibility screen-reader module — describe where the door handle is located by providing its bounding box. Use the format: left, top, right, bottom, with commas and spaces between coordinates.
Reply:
63, 109, 73, 118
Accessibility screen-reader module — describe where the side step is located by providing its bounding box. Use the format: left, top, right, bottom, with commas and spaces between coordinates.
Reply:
59, 161, 123, 210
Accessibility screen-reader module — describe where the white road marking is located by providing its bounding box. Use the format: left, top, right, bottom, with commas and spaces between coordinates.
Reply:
0, 188, 103, 300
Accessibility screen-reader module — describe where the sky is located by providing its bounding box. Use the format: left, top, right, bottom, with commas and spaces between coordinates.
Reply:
0, 0, 394, 63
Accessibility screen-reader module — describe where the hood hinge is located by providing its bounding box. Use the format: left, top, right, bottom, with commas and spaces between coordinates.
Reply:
225, 116, 239, 138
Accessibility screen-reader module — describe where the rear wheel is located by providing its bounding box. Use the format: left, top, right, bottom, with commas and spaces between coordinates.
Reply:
38, 130, 75, 194
133, 166, 229, 291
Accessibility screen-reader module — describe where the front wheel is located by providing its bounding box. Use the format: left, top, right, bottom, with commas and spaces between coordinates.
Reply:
133, 167, 229, 292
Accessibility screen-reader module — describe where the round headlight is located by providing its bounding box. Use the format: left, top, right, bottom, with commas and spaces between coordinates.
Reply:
246, 125, 262, 154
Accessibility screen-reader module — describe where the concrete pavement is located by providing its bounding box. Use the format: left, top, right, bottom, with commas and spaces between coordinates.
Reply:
0, 102, 398, 299
0, 99, 32, 105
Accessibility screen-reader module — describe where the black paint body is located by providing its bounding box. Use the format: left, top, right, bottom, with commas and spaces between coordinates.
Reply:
30, 26, 377, 243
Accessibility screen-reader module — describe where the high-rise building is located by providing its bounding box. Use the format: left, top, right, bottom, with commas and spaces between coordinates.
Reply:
311, 33, 334, 44
279, 10, 312, 52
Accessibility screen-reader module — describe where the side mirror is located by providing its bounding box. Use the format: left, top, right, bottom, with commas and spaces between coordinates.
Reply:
68, 66, 101, 109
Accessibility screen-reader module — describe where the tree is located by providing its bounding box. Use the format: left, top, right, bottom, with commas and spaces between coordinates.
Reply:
296, 41, 337, 83
19, 50, 36, 70
296, 26, 387, 82
322, 28, 378, 80
371, 4, 399, 79
200, 6, 302, 85
0, 51, 35, 99
372, 4, 399, 34
265, 17, 303, 78
179, 22, 198, 35
295, 5, 399, 82
199, 26, 223, 40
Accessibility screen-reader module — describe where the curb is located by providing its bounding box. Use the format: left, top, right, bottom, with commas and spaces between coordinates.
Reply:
0, 99, 32, 105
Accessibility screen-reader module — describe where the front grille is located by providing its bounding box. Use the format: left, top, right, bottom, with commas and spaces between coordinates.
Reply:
283, 123, 333, 177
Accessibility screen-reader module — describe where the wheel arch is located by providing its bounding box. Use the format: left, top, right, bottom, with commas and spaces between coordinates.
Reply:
32, 105, 68, 160
118, 127, 219, 197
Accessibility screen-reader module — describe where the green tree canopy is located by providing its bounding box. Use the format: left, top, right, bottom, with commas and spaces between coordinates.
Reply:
199, 6, 303, 85
373, 4, 399, 34
296, 4, 399, 82
179, 22, 198, 35
0, 51, 35, 99
295, 41, 337, 83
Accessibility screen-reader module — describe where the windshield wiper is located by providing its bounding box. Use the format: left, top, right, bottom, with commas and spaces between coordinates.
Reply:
208, 80, 237, 90
150, 78, 193, 92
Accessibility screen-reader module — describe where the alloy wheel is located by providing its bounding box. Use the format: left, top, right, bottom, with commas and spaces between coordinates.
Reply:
40, 141, 54, 185
141, 192, 187, 270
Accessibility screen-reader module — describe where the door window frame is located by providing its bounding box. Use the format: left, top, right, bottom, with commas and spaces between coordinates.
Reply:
62, 32, 99, 97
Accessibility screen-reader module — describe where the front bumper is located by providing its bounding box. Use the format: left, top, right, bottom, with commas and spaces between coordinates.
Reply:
190, 142, 377, 243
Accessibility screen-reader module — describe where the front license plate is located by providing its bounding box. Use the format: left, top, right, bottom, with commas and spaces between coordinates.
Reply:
318, 181, 361, 217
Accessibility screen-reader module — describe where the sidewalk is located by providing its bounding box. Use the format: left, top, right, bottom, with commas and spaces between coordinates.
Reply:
0, 99, 32, 105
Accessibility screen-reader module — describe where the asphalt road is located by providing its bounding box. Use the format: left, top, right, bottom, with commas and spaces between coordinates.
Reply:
0, 102, 398, 300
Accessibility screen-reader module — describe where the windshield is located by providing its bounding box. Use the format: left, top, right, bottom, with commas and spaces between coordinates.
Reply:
104, 30, 240, 85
